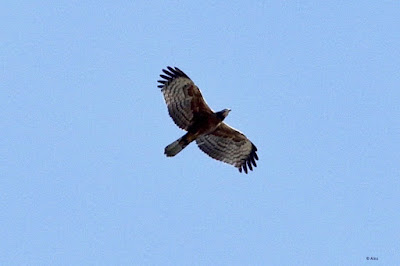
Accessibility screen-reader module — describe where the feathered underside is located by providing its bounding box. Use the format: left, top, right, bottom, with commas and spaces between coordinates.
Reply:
158, 66, 213, 131
196, 123, 259, 174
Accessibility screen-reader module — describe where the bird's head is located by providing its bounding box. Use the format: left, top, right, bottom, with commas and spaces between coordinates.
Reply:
216, 108, 231, 121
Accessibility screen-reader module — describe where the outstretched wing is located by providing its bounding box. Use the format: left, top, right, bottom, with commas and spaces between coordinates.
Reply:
158, 66, 213, 130
196, 123, 258, 174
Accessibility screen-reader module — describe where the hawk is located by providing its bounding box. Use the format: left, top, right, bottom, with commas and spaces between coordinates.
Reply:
158, 66, 258, 173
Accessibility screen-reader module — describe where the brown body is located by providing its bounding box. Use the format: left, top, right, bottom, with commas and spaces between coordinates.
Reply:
175, 110, 223, 153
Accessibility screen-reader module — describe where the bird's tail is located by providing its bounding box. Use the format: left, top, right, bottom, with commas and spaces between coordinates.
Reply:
164, 134, 191, 157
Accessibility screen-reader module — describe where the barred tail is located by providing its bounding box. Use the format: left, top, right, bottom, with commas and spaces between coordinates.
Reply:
164, 135, 191, 157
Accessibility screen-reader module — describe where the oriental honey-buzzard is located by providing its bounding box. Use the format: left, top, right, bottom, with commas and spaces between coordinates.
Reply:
158, 66, 258, 174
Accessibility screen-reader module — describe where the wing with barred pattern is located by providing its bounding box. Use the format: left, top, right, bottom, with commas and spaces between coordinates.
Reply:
158, 67, 213, 130
196, 123, 258, 174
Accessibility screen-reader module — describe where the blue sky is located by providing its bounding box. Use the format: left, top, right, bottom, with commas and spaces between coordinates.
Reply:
1, 1, 399, 265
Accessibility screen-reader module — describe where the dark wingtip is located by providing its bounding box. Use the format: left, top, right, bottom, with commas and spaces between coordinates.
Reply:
162, 68, 173, 76
247, 160, 253, 171
251, 144, 259, 162
158, 66, 190, 89
238, 143, 258, 174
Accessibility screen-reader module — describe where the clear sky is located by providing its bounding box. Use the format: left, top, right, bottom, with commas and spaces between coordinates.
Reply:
1, 1, 399, 265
